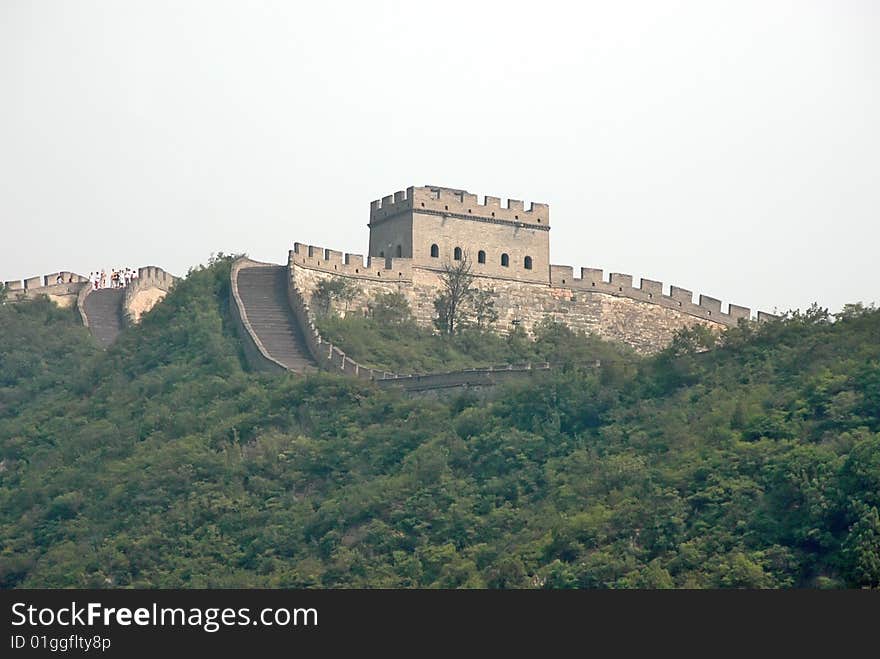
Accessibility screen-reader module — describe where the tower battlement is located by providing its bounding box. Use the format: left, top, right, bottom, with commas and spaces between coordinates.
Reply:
369, 185, 549, 229
368, 184, 551, 284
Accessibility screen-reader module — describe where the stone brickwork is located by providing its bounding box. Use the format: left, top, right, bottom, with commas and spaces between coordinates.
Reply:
2, 271, 89, 308
322, 183, 773, 353
291, 243, 411, 319
369, 186, 550, 284
122, 266, 178, 325
290, 239, 768, 355
284, 255, 554, 391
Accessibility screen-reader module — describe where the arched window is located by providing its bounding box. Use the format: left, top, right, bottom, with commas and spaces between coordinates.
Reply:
501, 253, 509, 267
396, 245, 402, 257
453, 247, 462, 261
379, 250, 384, 257
478, 250, 486, 264
430, 244, 439, 258
524, 256, 533, 270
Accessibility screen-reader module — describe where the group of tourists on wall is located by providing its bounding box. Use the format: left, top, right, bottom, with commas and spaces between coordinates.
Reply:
88, 268, 138, 291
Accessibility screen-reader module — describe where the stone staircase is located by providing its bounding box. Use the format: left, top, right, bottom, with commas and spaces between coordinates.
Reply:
82, 288, 124, 347
234, 265, 317, 374
233, 259, 549, 392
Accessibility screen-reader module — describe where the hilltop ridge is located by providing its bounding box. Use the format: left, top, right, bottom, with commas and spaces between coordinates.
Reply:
1, 257, 878, 589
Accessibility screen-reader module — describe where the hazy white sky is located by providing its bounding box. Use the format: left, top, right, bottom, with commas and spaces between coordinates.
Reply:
1, 1, 877, 315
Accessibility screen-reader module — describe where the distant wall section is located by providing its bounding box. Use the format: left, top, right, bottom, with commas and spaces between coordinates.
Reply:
3, 272, 89, 308
122, 266, 178, 325
4, 267, 177, 326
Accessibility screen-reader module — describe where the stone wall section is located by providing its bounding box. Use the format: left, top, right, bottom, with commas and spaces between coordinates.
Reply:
290, 240, 770, 355
3, 272, 89, 308
4, 266, 177, 330
291, 243, 412, 318
122, 266, 178, 325
285, 254, 552, 391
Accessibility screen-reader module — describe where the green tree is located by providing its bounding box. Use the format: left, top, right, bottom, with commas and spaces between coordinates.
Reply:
368, 292, 412, 325
471, 288, 499, 330
840, 504, 880, 587
433, 252, 475, 335
312, 278, 358, 316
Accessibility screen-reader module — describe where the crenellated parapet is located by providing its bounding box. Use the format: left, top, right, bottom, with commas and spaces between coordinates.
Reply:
549, 264, 762, 327
293, 240, 767, 328
134, 266, 177, 288
4, 271, 88, 292
122, 266, 178, 325
291, 237, 776, 346
3, 271, 89, 308
369, 185, 550, 230
291, 242, 413, 282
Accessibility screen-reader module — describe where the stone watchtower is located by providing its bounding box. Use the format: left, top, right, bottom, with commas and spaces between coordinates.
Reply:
368, 185, 551, 284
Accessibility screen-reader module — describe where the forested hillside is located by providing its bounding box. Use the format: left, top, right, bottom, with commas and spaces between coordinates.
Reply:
0, 259, 878, 588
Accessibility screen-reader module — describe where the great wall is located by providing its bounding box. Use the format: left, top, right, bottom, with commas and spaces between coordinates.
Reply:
4, 267, 178, 348
2, 185, 776, 391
